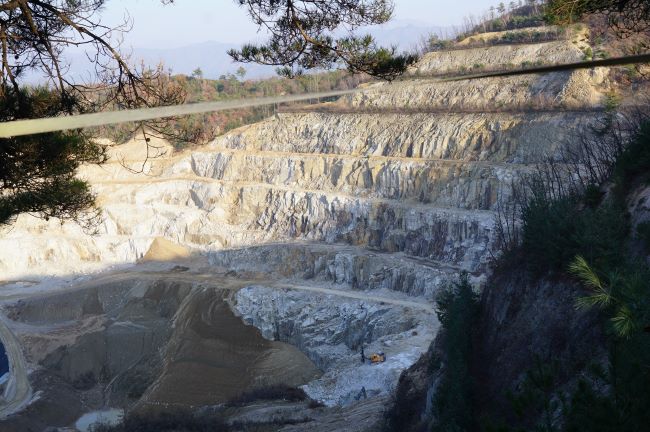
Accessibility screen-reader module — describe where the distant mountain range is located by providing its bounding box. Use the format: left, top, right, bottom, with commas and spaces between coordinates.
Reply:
52, 21, 452, 81
368, 20, 452, 50
130, 41, 272, 79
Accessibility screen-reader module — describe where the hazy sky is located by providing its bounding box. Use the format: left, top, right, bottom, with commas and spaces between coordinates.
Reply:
101, 0, 497, 49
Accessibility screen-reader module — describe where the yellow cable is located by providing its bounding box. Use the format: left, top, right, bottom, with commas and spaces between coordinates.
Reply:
0, 89, 360, 138
1, 53, 648, 138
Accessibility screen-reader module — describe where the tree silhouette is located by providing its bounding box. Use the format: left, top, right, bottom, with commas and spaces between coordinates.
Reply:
0, 0, 183, 227
546, 0, 650, 35
192, 67, 204, 79
236, 67, 247, 80
226, 0, 417, 80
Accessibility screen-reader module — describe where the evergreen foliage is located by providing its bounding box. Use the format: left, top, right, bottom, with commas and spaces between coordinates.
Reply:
0, 0, 183, 227
505, 358, 560, 432
431, 273, 479, 432
500, 120, 650, 431
0, 87, 106, 228
637, 221, 650, 252
611, 121, 650, 199
545, 0, 650, 32
225, 0, 418, 80
464, 4, 545, 37
520, 186, 628, 275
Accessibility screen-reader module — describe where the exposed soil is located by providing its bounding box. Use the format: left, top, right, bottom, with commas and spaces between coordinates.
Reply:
138, 287, 320, 409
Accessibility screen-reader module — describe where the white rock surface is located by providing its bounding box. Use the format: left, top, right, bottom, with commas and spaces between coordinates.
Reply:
232, 284, 437, 406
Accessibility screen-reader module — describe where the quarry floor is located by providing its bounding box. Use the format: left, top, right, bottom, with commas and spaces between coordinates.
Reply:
0, 251, 437, 431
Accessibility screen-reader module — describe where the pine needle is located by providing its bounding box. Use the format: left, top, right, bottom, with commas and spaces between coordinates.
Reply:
569, 255, 614, 309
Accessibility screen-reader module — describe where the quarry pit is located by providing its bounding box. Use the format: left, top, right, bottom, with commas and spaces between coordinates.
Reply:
0, 25, 613, 431
0, 243, 438, 430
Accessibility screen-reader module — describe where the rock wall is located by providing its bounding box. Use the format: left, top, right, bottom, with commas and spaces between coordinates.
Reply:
0, 31, 607, 282
232, 284, 435, 406
413, 38, 584, 74
209, 243, 461, 300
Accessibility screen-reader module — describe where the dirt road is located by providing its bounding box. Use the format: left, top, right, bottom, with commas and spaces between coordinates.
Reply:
272, 282, 435, 313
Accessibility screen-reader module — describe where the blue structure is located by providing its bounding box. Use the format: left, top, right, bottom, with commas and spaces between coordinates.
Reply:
0, 343, 8, 376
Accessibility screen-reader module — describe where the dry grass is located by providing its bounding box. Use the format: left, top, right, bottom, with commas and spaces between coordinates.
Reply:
278, 95, 604, 116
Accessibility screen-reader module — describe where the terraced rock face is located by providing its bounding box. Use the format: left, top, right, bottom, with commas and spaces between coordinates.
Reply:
414, 38, 584, 74
0, 29, 607, 430
0, 32, 608, 285
0, 111, 597, 280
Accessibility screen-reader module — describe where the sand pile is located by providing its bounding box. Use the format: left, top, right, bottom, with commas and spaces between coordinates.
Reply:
141, 237, 192, 262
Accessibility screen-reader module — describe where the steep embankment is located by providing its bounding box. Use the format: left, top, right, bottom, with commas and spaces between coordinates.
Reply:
0, 28, 611, 431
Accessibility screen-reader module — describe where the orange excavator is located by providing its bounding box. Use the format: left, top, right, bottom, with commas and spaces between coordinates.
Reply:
361, 345, 386, 364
